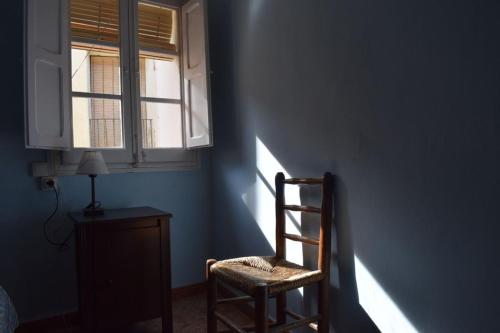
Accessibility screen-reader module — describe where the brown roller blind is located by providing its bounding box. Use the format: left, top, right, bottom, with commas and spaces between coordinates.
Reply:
138, 2, 177, 53
71, 0, 120, 45
90, 56, 122, 148
71, 0, 176, 52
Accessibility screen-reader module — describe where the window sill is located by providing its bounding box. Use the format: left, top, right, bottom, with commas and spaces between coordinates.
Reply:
32, 151, 199, 177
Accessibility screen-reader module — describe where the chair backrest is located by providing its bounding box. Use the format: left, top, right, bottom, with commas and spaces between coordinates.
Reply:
275, 172, 334, 273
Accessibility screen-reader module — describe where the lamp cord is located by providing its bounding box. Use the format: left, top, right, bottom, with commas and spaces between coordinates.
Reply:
44, 186, 74, 252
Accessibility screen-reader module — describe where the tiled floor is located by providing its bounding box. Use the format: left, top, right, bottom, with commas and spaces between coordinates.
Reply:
134, 292, 252, 332
51, 292, 251, 333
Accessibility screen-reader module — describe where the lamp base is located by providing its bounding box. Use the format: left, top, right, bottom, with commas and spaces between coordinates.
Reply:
83, 207, 105, 217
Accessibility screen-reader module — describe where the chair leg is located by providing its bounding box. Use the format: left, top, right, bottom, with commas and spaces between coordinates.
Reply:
207, 259, 218, 333
254, 284, 269, 333
276, 291, 287, 325
317, 279, 330, 333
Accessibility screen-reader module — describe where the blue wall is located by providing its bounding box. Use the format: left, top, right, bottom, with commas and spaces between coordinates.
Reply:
208, 0, 500, 332
0, 1, 212, 322
3, 0, 500, 330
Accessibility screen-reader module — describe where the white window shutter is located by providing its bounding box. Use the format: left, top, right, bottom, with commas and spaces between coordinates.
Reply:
25, 0, 72, 150
182, 0, 212, 148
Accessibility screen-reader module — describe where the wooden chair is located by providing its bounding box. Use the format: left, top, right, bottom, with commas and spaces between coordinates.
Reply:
206, 172, 334, 333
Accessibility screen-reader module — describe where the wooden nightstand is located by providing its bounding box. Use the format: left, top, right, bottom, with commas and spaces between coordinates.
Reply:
69, 207, 173, 333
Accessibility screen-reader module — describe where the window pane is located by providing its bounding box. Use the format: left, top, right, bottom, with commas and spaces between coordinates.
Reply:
73, 97, 123, 148
141, 102, 182, 148
138, 2, 177, 52
72, 47, 121, 94
139, 55, 180, 99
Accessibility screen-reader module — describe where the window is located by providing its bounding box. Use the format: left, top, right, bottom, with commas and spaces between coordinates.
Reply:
24, 0, 211, 174
137, 2, 183, 149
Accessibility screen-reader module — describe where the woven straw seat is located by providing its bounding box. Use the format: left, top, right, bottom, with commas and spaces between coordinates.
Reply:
211, 256, 324, 296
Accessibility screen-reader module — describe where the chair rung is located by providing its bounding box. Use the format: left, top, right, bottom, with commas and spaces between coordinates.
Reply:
284, 233, 319, 245
286, 309, 319, 331
218, 327, 255, 333
217, 295, 253, 304
283, 178, 323, 185
283, 205, 321, 213
270, 314, 321, 333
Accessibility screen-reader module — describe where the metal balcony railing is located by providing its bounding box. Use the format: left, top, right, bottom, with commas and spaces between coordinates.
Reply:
89, 118, 155, 148
142, 118, 154, 148
89, 118, 122, 148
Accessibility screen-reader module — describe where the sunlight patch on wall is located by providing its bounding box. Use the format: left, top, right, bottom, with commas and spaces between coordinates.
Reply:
241, 137, 304, 269
248, 0, 265, 26
241, 174, 276, 252
355, 256, 419, 333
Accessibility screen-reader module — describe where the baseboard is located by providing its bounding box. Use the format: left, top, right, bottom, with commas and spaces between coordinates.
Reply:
16, 282, 207, 333
172, 281, 206, 300
16, 312, 79, 333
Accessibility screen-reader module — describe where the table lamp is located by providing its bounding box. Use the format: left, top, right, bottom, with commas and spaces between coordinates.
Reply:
77, 151, 109, 216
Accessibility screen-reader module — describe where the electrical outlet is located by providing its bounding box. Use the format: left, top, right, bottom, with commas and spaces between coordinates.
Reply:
41, 177, 58, 191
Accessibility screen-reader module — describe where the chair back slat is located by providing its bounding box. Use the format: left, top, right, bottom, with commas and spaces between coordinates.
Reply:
275, 172, 334, 272
283, 178, 323, 185
283, 233, 320, 246
283, 205, 321, 214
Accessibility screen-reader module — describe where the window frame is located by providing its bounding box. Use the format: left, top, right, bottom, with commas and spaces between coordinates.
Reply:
66, 0, 134, 164
60, 0, 198, 173
133, 0, 190, 163
24, 0, 211, 176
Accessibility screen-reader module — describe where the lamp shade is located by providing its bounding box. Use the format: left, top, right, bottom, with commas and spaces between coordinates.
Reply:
77, 151, 109, 175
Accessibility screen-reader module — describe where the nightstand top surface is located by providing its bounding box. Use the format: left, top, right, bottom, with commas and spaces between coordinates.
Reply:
69, 206, 171, 224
